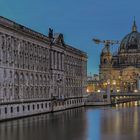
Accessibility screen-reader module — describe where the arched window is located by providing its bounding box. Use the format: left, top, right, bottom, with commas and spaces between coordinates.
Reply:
20, 73, 24, 85
15, 87, 19, 99
36, 87, 38, 98
40, 87, 42, 97
40, 75, 43, 85
3, 69, 6, 78
44, 87, 46, 96
103, 58, 107, 64
36, 74, 39, 85
3, 88, 6, 99
26, 87, 29, 98
14, 72, 19, 85
10, 88, 12, 100
26, 73, 29, 85
43, 75, 46, 85
31, 74, 34, 85
10, 71, 12, 78
31, 87, 34, 98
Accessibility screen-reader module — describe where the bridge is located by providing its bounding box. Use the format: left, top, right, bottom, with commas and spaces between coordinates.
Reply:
86, 92, 140, 105
106, 92, 140, 104
110, 92, 140, 104
110, 92, 140, 97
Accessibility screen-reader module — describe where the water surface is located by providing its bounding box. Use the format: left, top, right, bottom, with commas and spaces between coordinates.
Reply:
1, 101, 140, 140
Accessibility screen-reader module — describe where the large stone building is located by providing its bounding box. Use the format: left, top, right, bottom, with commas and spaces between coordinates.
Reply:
0, 16, 87, 120
100, 20, 140, 93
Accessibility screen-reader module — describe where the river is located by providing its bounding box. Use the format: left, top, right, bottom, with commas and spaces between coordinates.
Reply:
1, 101, 140, 140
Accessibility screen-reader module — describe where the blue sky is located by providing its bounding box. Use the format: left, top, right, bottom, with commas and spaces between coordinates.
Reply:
0, 0, 140, 74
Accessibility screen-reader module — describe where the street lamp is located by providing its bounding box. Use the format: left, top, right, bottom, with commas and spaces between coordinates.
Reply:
107, 79, 111, 103
112, 80, 116, 93
97, 89, 101, 93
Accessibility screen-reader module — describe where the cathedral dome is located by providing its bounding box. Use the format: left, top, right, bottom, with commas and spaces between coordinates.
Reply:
119, 20, 140, 52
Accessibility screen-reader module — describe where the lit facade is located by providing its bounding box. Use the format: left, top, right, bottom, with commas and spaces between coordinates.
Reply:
100, 21, 140, 93
86, 75, 100, 93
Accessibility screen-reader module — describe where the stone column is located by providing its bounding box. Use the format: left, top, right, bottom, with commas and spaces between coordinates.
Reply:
57, 52, 59, 70
137, 76, 140, 91
62, 54, 64, 70
0, 35, 2, 64
54, 51, 56, 69
51, 50, 54, 69
107, 80, 111, 103
58, 53, 62, 70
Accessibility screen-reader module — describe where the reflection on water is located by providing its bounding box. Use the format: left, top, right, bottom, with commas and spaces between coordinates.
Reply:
1, 101, 140, 140
99, 101, 140, 140
0, 108, 87, 140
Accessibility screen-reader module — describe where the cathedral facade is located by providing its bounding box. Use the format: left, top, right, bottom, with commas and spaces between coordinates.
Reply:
0, 16, 87, 120
100, 21, 140, 93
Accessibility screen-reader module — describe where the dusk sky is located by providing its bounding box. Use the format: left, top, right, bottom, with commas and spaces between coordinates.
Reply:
0, 0, 140, 74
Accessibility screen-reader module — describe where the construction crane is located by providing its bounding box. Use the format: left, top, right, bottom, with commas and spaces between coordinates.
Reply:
92, 38, 120, 53
93, 38, 121, 83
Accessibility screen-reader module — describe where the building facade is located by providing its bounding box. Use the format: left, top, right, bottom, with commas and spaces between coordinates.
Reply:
0, 16, 87, 120
100, 20, 140, 93
87, 74, 100, 93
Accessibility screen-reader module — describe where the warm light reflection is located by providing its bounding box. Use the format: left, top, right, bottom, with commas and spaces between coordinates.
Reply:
117, 89, 120, 93
134, 101, 138, 106
87, 89, 89, 93
112, 80, 116, 85
97, 89, 101, 93
134, 89, 138, 93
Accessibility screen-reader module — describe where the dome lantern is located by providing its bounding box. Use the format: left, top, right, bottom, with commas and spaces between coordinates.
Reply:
132, 17, 137, 32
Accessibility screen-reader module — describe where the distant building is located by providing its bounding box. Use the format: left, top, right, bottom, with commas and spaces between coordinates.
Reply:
87, 74, 100, 93
0, 16, 87, 120
100, 20, 140, 93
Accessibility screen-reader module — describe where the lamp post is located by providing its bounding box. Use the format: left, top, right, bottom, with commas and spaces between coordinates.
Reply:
112, 80, 116, 93
107, 79, 111, 103
137, 75, 140, 92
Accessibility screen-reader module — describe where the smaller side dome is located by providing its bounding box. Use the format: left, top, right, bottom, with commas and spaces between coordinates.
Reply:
100, 44, 112, 66
101, 44, 112, 55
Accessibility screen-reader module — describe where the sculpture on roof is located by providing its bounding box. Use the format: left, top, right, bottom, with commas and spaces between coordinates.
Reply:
48, 28, 53, 38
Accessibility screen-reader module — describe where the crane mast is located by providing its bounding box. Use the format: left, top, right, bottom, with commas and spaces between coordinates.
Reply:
93, 38, 120, 53
92, 38, 120, 83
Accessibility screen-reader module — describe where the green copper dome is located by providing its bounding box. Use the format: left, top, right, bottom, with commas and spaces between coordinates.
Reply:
119, 20, 140, 52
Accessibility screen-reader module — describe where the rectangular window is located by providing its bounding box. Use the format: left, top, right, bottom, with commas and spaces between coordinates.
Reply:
5, 108, 7, 114
37, 104, 39, 109
33, 104, 35, 110
28, 105, 30, 111
45, 103, 47, 108
23, 105, 25, 111
41, 104, 43, 109
11, 107, 13, 113
17, 106, 19, 112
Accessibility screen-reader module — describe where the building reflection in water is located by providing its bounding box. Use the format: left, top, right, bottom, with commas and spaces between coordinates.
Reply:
0, 107, 87, 140
100, 101, 140, 140
1, 102, 140, 140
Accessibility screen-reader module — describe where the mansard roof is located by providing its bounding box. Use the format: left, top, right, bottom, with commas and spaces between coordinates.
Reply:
0, 16, 50, 43
0, 16, 87, 58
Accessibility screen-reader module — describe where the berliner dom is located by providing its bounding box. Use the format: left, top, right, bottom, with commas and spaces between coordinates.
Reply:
100, 20, 140, 93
